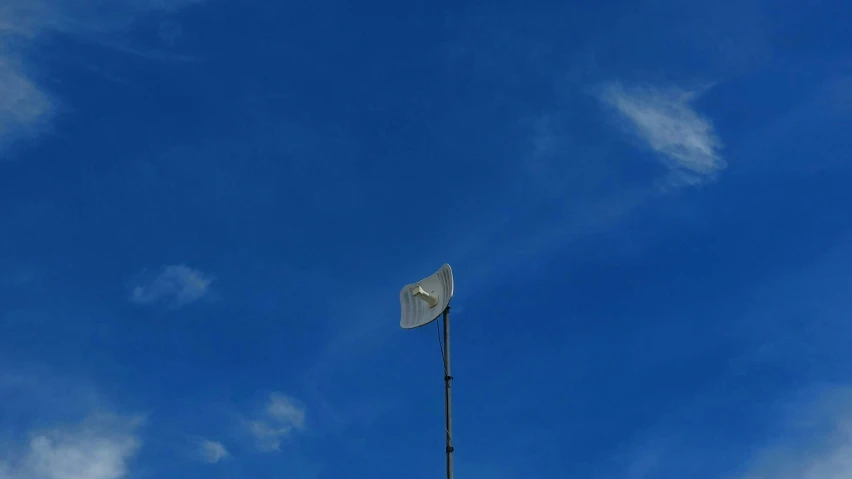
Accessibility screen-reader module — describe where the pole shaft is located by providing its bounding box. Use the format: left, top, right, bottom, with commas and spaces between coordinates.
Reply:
443, 306, 453, 479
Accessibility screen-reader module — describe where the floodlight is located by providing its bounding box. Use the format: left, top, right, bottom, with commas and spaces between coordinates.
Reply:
399, 263, 454, 329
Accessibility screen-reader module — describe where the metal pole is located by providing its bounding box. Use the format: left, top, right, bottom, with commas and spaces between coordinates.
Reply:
443, 306, 454, 479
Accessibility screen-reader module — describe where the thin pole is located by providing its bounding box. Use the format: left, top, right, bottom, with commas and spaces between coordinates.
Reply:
443, 306, 454, 479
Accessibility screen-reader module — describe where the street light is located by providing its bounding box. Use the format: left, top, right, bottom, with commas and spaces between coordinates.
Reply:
399, 263, 455, 479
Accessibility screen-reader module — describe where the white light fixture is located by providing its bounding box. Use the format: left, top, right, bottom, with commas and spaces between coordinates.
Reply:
398, 263, 456, 479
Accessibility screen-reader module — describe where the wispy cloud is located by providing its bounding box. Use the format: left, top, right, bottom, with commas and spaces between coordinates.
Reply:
247, 393, 306, 452
600, 82, 726, 187
0, 267, 40, 289
0, 414, 142, 479
440, 81, 728, 296
130, 264, 213, 307
617, 386, 852, 479
738, 387, 852, 479
0, 0, 202, 153
199, 439, 228, 464
0, 52, 53, 153
266, 393, 306, 428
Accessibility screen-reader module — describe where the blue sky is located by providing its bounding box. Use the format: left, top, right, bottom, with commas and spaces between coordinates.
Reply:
2, 1, 851, 478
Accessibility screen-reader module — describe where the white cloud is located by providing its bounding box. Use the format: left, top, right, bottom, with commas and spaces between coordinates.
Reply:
130, 264, 213, 307
600, 82, 726, 186
739, 387, 852, 479
0, 52, 53, 152
612, 387, 852, 479
266, 393, 306, 429
199, 439, 228, 464
247, 393, 306, 452
0, 0, 202, 153
248, 421, 292, 452
0, 414, 141, 479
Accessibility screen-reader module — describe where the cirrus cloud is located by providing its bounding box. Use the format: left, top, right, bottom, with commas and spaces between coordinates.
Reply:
600, 82, 726, 187
738, 387, 852, 479
0, 0, 204, 154
130, 264, 213, 308
199, 439, 229, 464
247, 393, 307, 452
0, 414, 142, 479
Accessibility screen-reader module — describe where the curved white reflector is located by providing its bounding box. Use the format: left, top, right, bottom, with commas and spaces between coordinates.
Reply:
399, 263, 454, 329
